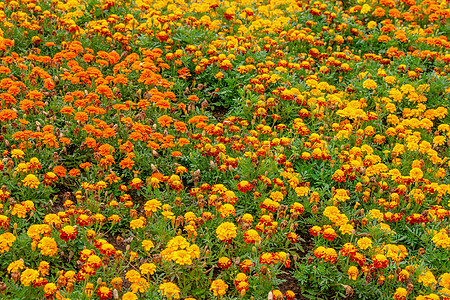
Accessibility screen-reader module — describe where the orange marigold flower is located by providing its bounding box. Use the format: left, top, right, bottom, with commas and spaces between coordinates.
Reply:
157, 115, 173, 128
52, 166, 67, 178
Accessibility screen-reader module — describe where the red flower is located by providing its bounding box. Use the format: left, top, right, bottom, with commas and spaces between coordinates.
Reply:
237, 181, 253, 193
60, 225, 77, 241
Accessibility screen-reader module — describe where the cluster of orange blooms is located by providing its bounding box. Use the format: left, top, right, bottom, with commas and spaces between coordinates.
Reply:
0, 0, 449, 298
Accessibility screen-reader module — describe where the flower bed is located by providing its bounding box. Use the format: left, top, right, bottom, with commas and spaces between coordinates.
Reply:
0, 0, 449, 299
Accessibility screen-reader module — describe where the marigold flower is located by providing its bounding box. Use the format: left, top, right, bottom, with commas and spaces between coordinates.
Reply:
43, 172, 58, 186
339, 223, 354, 235
439, 273, 450, 289
348, 266, 359, 280
125, 270, 141, 283
290, 202, 305, 214
20, 268, 39, 287
285, 290, 296, 300
158, 282, 180, 299
357, 237, 373, 250
129, 178, 143, 190
97, 286, 112, 300
130, 217, 146, 229
218, 257, 232, 269
237, 180, 253, 193
372, 254, 388, 268
418, 271, 437, 287
219, 203, 236, 218
210, 279, 228, 296
60, 225, 77, 241
309, 225, 322, 236
322, 227, 337, 241
286, 232, 298, 243
157, 115, 173, 128
43, 282, 58, 299
144, 199, 162, 216
216, 222, 237, 243
140, 240, 154, 252
409, 167, 423, 182
242, 214, 253, 224
363, 79, 377, 89
7, 260, 25, 273
392, 287, 407, 300
38, 237, 58, 256
22, 174, 40, 188
122, 292, 138, 300
11, 149, 25, 159
140, 263, 156, 275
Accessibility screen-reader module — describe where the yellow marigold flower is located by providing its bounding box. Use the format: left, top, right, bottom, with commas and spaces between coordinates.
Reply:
219, 203, 236, 218
357, 237, 372, 250
122, 292, 138, 300
140, 263, 156, 275
20, 268, 39, 286
393, 287, 407, 300
339, 223, 354, 235
172, 250, 192, 265
243, 229, 261, 244
270, 191, 284, 201
84, 283, 94, 297
439, 273, 450, 288
38, 237, 58, 256
363, 79, 377, 89
11, 204, 27, 218
348, 266, 359, 280
368, 209, 384, 221
332, 189, 350, 202
125, 270, 141, 283
241, 213, 254, 223
11, 149, 25, 159
142, 240, 155, 251
418, 271, 437, 287
129, 251, 138, 261
7, 259, 25, 273
166, 236, 190, 250
38, 261, 49, 276
130, 217, 146, 229
22, 174, 40, 188
144, 199, 162, 216
187, 244, 200, 259
216, 222, 237, 243
158, 282, 180, 299
432, 229, 450, 248
43, 283, 57, 298
409, 167, 423, 181
367, 21, 377, 29
210, 279, 228, 296
16, 163, 28, 173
